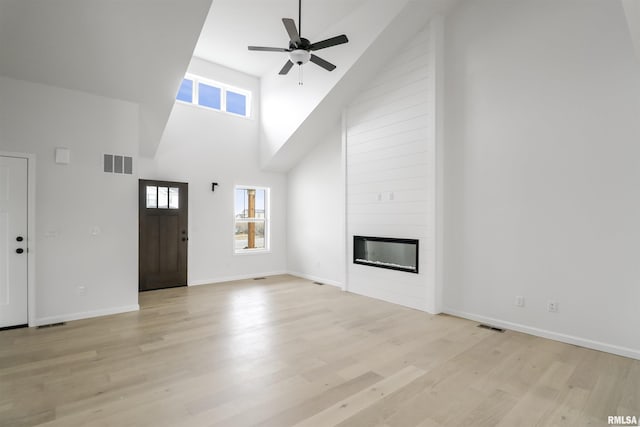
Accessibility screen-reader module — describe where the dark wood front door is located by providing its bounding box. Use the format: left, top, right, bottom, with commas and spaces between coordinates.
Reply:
139, 180, 188, 291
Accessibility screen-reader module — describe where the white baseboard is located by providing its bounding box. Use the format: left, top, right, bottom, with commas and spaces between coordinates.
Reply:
33, 304, 140, 327
287, 271, 344, 289
444, 308, 640, 361
189, 271, 288, 287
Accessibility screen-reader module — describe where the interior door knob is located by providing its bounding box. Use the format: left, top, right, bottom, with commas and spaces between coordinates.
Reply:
16, 236, 23, 242
16, 248, 24, 254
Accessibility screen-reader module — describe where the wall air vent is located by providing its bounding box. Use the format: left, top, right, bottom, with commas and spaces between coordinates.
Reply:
104, 154, 133, 175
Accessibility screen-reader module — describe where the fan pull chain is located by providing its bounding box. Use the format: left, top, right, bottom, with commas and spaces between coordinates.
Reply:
298, 65, 303, 86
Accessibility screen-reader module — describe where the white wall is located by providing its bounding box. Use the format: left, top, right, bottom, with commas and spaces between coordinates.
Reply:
345, 26, 438, 312
0, 76, 139, 324
287, 124, 344, 287
444, 0, 640, 358
149, 58, 287, 285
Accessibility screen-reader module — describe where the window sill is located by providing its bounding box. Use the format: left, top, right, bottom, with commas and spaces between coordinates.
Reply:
234, 249, 271, 256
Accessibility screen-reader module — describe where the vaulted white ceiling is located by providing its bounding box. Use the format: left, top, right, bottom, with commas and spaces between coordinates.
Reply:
3, 0, 636, 166
0, 0, 212, 156
193, 0, 371, 77
258, 0, 458, 171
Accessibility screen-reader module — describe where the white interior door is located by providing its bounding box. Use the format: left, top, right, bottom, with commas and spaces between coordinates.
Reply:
0, 156, 28, 328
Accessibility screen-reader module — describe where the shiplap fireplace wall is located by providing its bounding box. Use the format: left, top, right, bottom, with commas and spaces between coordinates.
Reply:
344, 20, 443, 313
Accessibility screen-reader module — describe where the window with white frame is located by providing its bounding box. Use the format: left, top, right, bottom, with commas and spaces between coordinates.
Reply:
176, 74, 251, 118
234, 186, 269, 253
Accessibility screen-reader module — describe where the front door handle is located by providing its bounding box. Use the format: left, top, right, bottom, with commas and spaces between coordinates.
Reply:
16, 236, 24, 242
16, 248, 24, 254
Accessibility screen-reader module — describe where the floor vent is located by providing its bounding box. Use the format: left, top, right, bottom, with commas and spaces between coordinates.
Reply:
253, 277, 266, 280
313, 282, 325, 286
0, 324, 28, 332
477, 324, 505, 333
37, 322, 66, 329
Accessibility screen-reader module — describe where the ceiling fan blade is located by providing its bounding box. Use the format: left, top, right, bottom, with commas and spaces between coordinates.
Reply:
309, 35, 349, 51
282, 18, 301, 45
248, 46, 289, 52
279, 60, 295, 75
310, 54, 336, 72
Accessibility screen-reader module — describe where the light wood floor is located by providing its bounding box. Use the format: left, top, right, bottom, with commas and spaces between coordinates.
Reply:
1, 275, 638, 426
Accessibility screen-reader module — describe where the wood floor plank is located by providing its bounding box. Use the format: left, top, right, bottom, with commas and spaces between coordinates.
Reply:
293, 365, 426, 427
0, 275, 637, 427
254, 371, 383, 427
495, 360, 577, 426
0, 350, 97, 377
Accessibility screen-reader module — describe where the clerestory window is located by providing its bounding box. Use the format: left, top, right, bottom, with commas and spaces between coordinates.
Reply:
176, 75, 251, 118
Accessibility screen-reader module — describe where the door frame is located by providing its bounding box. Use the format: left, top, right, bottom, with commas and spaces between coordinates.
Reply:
0, 151, 36, 327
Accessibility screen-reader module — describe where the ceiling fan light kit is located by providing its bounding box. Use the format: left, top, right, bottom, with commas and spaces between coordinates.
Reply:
290, 49, 311, 65
247, 0, 349, 84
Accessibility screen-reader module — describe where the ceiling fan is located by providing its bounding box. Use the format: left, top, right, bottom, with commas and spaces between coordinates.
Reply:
248, 0, 349, 77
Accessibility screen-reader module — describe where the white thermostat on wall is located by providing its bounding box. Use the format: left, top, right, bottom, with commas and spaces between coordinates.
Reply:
55, 147, 70, 164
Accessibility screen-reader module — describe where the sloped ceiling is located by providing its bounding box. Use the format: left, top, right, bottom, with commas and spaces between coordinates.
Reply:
194, 0, 370, 78
0, 0, 212, 157
259, 0, 457, 172
0, 0, 463, 165
263, 1, 443, 171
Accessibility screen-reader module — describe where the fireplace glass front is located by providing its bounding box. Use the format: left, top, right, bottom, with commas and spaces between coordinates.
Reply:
353, 236, 419, 274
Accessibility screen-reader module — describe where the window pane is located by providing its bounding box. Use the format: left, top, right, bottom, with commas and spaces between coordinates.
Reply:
235, 221, 265, 250
176, 79, 193, 102
169, 187, 179, 209
146, 186, 157, 208
198, 83, 221, 109
235, 188, 248, 218
158, 187, 169, 209
235, 222, 248, 250
234, 186, 269, 252
254, 189, 265, 217
234, 188, 264, 219
226, 91, 247, 116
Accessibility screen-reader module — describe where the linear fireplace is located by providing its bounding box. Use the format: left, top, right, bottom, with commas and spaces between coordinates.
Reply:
353, 236, 419, 274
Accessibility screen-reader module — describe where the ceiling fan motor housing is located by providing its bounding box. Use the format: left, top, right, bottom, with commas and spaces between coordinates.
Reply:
290, 49, 311, 65
247, 4, 348, 76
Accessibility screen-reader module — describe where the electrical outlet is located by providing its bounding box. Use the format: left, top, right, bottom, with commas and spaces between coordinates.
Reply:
77, 285, 87, 296
515, 296, 525, 307
547, 300, 558, 313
